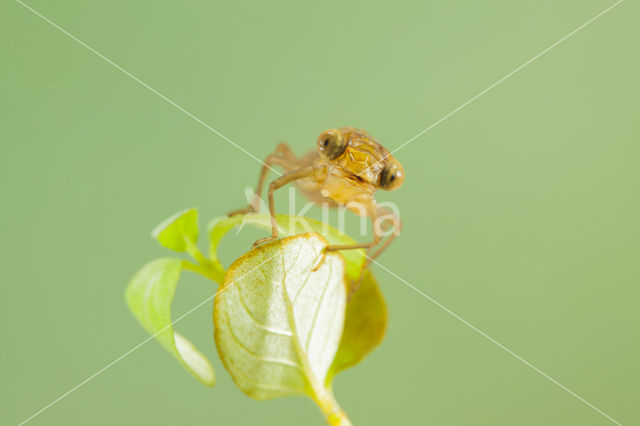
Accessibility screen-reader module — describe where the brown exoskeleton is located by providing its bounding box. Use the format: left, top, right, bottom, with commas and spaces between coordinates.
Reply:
230, 127, 404, 262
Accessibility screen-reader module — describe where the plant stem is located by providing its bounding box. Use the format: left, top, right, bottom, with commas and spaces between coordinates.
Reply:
184, 238, 211, 266
183, 238, 225, 283
181, 260, 223, 283
314, 388, 352, 426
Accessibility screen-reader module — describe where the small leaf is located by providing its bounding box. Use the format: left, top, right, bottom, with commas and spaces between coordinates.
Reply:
207, 214, 244, 272
152, 208, 199, 252
327, 270, 387, 384
214, 233, 346, 401
126, 258, 215, 386
208, 214, 365, 282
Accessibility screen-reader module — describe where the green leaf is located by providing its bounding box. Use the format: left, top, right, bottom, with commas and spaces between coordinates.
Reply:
208, 214, 365, 282
126, 258, 215, 386
214, 233, 345, 404
327, 270, 388, 384
207, 214, 244, 272
152, 208, 199, 252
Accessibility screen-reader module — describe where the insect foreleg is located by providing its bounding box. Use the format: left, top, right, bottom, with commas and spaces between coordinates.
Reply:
252, 166, 325, 247
228, 143, 299, 216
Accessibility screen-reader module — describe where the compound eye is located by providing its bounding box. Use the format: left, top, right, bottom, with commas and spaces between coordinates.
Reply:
379, 160, 405, 191
317, 130, 347, 161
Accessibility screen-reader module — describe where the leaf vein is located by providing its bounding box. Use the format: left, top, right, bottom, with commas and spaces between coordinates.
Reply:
291, 253, 316, 304
223, 311, 302, 370
229, 363, 301, 394
304, 259, 332, 350
235, 270, 293, 337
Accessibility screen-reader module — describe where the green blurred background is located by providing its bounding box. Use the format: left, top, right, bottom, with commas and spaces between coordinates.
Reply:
2, 0, 638, 425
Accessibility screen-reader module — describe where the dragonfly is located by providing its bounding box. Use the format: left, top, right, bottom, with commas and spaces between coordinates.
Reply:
230, 127, 404, 262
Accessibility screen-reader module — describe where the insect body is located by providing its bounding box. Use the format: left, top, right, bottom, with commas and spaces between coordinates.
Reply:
231, 127, 404, 261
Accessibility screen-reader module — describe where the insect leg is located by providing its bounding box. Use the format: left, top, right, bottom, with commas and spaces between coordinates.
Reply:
325, 206, 381, 297
228, 143, 300, 216
274, 142, 297, 164
252, 166, 325, 247
366, 206, 402, 263
325, 206, 381, 252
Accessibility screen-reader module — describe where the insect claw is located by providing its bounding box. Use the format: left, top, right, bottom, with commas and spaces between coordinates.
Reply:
311, 247, 328, 272
252, 235, 276, 247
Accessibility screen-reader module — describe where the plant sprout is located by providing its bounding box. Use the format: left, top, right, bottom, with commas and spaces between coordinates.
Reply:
126, 208, 387, 425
